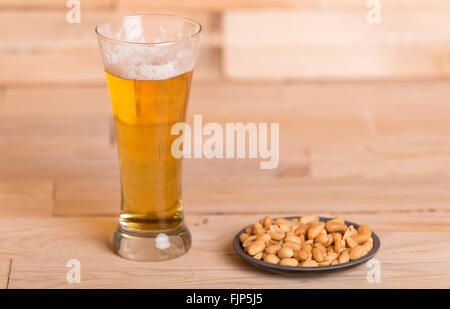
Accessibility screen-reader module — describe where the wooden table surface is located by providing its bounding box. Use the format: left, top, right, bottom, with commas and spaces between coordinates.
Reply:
1, 1, 450, 289
1, 80, 450, 289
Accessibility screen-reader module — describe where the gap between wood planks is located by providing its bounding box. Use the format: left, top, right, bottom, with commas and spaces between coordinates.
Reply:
50, 208, 450, 217
0, 258, 12, 289
6, 259, 12, 289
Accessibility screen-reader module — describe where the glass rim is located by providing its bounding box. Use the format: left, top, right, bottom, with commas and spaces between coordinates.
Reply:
95, 14, 202, 46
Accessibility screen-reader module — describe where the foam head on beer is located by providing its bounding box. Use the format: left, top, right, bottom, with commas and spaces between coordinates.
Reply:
96, 15, 201, 81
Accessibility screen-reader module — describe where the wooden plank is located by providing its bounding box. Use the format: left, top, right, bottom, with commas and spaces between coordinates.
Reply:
0, 87, 111, 144
223, 10, 450, 80
117, 0, 315, 11
4, 214, 450, 288
1, 87, 111, 117
319, 0, 450, 10
0, 142, 119, 180
0, 259, 11, 289
281, 81, 450, 178
9, 253, 449, 288
0, 116, 111, 144
0, 11, 219, 86
282, 81, 450, 139
54, 167, 450, 216
0, 181, 54, 217
0, 11, 220, 48
3, 0, 449, 11
0, 0, 112, 9
54, 176, 119, 216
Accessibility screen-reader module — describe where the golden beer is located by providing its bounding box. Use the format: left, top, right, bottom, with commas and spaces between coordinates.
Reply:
106, 71, 192, 232
96, 14, 201, 261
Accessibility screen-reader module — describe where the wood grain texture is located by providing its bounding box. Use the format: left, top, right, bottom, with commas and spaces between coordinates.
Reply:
0, 11, 220, 86
223, 10, 450, 80
319, 0, 450, 10
116, 0, 314, 11
0, 0, 113, 9
0, 87, 111, 144
3, 214, 450, 288
2, 0, 449, 11
0, 259, 11, 289
0, 181, 54, 217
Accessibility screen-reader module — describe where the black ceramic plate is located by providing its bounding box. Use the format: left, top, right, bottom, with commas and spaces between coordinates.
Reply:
233, 216, 380, 274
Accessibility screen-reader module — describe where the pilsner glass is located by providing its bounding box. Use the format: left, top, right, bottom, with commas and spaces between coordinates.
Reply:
95, 15, 201, 261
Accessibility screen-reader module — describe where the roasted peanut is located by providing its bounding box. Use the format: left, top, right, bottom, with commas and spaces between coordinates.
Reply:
247, 240, 265, 256
302, 243, 312, 252
268, 239, 280, 246
280, 258, 299, 266
351, 233, 370, 244
326, 247, 335, 256
239, 233, 250, 243
294, 224, 309, 236
313, 242, 326, 253
253, 252, 263, 260
333, 216, 345, 223
268, 224, 280, 232
307, 222, 325, 240
242, 235, 256, 248
362, 239, 373, 253
285, 231, 296, 237
319, 260, 332, 266
295, 244, 312, 261
343, 225, 357, 240
350, 246, 365, 260
315, 233, 329, 245
255, 233, 271, 243
275, 217, 295, 228
285, 235, 302, 245
263, 254, 280, 264
312, 247, 325, 263
265, 244, 281, 255
346, 237, 358, 249
325, 235, 333, 246
277, 247, 294, 259
325, 221, 347, 233
358, 224, 372, 235
282, 241, 301, 251
300, 214, 319, 225
262, 216, 272, 228
300, 259, 319, 267
333, 233, 342, 253
269, 231, 285, 241
338, 250, 350, 264
253, 222, 263, 230
253, 226, 266, 235
326, 252, 339, 262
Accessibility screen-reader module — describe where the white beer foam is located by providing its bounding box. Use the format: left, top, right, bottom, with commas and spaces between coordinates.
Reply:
102, 44, 195, 81
99, 22, 197, 81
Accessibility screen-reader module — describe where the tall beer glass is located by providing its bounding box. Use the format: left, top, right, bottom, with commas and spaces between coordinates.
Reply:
95, 15, 201, 261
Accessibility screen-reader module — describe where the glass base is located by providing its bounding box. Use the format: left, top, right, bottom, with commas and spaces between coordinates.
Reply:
113, 223, 191, 261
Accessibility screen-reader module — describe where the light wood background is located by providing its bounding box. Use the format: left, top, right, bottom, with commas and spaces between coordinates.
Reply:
0, 0, 450, 288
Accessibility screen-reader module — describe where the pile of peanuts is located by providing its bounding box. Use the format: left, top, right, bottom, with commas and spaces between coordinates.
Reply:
239, 215, 374, 267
